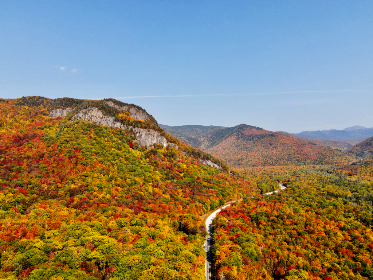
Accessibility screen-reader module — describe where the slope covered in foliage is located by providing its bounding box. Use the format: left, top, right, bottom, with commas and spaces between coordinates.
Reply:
347, 136, 373, 160
285, 133, 361, 151
160, 126, 202, 149
163, 125, 361, 153
0, 97, 254, 280
311, 139, 361, 151
160, 125, 225, 142
163, 124, 352, 168
333, 159, 373, 181
201, 125, 351, 168
211, 166, 373, 279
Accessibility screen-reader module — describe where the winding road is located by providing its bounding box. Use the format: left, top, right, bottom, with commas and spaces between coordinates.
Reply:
204, 184, 286, 280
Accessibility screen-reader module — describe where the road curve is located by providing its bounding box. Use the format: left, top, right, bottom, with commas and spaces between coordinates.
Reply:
204, 202, 234, 280
204, 184, 286, 279
265, 183, 286, 195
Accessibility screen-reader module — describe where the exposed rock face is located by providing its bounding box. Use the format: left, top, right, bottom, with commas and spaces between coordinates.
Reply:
199, 159, 222, 169
133, 127, 169, 147
48, 104, 227, 168
49, 108, 72, 118
70, 107, 175, 148
72, 107, 123, 128
104, 101, 151, 122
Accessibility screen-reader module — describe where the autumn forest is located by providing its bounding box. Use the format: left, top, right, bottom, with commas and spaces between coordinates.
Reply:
0, 97, 373, 280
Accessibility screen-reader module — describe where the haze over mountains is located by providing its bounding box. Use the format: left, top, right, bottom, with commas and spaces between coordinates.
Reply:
293, 125, 373, 141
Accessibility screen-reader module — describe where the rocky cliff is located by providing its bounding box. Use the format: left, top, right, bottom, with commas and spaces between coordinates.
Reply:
12, 96, 228, 171
50, 106, 176, 148
104, 100, 151, 123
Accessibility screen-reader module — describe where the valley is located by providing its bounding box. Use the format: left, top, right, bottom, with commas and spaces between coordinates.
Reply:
3, 2, 373, 280
0, 97, 372, 280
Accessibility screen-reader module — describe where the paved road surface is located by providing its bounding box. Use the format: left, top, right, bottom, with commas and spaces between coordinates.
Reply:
204, 184, 286, 279
265, 183, 286, 195
204, 203, 233, 280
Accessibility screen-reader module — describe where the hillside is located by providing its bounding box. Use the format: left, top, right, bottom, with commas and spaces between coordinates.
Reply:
212, 166, 373, 279
287, 133, 362, 151
334, 159, 373, 178
0, 97, 253, 279
1, 97, 372, 280
160, 125, 225, 140
160, 125, 203, 148
164, 124, 351, 168
164, 125, 364, 151
160, 125, 225, 149
293, 126, 373, 141
313, 139, 362, 150
347, 136, 373, 159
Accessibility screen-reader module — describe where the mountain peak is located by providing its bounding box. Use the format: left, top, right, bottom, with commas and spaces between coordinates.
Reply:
343, 125, 367, 131
163, 123, 350, 167
234, 124, 263, 131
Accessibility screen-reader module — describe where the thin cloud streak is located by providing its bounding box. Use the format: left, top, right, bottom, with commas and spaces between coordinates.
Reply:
117, 89, 369, 99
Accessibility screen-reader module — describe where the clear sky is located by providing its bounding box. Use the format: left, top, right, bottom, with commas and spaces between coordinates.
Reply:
1, 1, 373, 133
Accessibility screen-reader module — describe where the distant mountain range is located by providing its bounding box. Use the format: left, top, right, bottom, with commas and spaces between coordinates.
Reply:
293, 126, 373, 141
161, 124, 351, 168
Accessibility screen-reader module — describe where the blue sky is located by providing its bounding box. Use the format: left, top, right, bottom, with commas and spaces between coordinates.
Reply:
1, 1, 373, 133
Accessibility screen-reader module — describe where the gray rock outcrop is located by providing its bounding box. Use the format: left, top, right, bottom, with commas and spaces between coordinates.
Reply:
49, 105, 228, 168
199, 159, 222, 169
104, 101, 151, 122
49, 108, 72, 118
66, 107, 175, 148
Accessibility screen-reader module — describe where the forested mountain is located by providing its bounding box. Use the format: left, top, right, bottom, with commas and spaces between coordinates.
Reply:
313, 139, 362, 151
0, 96, 252, 279
160, 125, 225, 140
347, 136, 373, 159
287, 134, 362, 151
162, 125, 363, 151
159, 125, 203, 148
160, 125, 226, 149
1, 96, 373, 280
164, 124, 352, 168
204, 125, 352, 168
293, 126, 373, 141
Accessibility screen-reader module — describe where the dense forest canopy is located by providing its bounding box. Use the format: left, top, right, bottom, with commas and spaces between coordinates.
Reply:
212, 166, 373, 279
162, 124, 354, 168
0, 97, 254, 279
347, 137, 373, 160
1, 97, 373, 280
